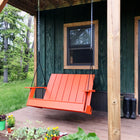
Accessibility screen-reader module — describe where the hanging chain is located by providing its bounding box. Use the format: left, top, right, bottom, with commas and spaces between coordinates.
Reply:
87, 0, 94, 90
90, 0, 94, 50
91, 0, 94, 65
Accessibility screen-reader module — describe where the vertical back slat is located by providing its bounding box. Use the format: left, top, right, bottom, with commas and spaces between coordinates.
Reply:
76, 75, 88, 103
55, 74, 68, 101
69, 75, 81, 103
62, 74, 74, 102
44, 74, 57, 100
49, 74, 62, 100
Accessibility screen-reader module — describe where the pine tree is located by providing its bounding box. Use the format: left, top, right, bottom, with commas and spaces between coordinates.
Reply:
0, 4, 33, 82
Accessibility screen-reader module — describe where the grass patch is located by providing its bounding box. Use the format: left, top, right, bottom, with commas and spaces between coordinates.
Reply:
0, 74, 33, 114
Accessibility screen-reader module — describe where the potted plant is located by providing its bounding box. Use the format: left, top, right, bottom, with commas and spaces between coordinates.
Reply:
45, 127, 60, 140
7, 127, 47, 139
0, 114, 6, 131
6, 114, 15, 133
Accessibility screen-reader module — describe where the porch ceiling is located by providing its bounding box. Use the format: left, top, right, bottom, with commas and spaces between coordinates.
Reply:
8, 0, 105, 15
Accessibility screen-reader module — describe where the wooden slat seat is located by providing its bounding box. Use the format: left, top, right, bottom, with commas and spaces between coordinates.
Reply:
26, 74, 95, 114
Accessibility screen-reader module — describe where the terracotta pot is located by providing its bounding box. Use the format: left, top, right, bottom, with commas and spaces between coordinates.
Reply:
7, 127, 12, 133
52, 136, 60, 140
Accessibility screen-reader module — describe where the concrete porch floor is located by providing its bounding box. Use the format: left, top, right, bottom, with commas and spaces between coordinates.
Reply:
0, 107, 140, 140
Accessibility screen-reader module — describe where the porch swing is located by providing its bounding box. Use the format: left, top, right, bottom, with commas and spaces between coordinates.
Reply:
25, 0, 95, 115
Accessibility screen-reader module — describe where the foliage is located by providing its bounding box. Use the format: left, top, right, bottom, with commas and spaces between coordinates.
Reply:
6, 120, 61, 140
7, 47, 34, 81
0, 74, 32, 114
7, 114, 15, 127
0, 114, 6, 121
7, 127, 47, 140
0, 4, 34, 81
6, 119, 60, 140
60, 127, 99, 140
45, 127, 60, 140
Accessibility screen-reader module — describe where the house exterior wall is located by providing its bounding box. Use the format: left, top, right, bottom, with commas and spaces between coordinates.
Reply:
38, 2, 107, 90
37, 1, 138, 111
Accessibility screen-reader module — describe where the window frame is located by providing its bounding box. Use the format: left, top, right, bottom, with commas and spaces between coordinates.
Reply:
64, 20, 98, 69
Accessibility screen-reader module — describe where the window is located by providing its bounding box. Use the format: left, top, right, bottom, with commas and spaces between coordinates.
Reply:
64, 21, 98, 69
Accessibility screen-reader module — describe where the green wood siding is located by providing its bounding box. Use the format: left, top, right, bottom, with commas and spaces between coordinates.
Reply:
120, 0, 135, 93
37, 1, 136, 93
37, 12, 46, 86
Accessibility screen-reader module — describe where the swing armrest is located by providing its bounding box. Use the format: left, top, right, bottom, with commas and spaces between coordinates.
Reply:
25, 87, 47, 89
84, 90, 95, 93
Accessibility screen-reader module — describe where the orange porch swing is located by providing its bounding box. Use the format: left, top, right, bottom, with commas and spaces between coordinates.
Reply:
25, 0, 95, 115
26, 74, 95, 114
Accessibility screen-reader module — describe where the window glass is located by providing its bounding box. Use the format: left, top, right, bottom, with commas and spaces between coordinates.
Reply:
69, 49, 93, 65
69, 26, 91, 46
67, 25, 94, 65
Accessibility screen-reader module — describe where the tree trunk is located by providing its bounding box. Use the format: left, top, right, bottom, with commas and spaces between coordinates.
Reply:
23, 16, 32, 74
3, 10, 8, 83
3, 24, 8, 83
30, 42, 34, 58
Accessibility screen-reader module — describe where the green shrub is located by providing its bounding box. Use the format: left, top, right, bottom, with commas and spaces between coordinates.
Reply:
60, 127, 99, 140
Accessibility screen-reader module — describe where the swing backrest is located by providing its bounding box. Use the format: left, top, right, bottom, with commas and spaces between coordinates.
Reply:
44, 74, 95, 104
26, 74, 95, 114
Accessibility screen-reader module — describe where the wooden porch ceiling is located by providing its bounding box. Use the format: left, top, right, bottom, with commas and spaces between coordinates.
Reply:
8, 0, 105, 15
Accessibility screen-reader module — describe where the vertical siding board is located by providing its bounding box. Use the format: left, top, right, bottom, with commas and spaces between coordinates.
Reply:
126, 17, 134, 93
121, 2, 127, 93
125, 4, 133, 93
121, 1, 134, 93
45, 11, 55, 83
37, 12, 46, 87
96, 2, 107, 91
54, 9, 64, 74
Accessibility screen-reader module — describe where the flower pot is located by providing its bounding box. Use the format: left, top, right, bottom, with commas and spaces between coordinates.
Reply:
0, 120, 6, 131
52, 136, 60, 140
7, 127, 12, 133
